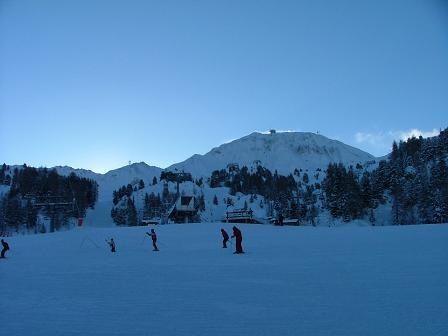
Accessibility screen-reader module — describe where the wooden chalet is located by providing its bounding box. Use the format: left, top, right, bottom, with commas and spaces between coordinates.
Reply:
167, 196, 198, 223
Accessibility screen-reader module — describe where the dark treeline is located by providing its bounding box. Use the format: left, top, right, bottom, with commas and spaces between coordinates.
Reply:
211, 166, 297, 200
112, 180, 145, 205
112, 179, 146, 205
111, 197, 138, 226
209, 165, 321, 224
111, 179, 144, 225
111, 174, 205, 226
322, 128, 448, 224
0, 164, 98, 233
209, 166, 298, 208
112, 190, 175, 226
385, 128, 448, 224
322, 163, 383, 222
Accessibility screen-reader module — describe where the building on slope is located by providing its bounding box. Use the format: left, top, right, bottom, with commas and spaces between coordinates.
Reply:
167, 196, 199, 223
223, 208, 264, 224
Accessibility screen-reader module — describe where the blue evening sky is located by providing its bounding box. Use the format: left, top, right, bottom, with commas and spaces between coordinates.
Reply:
1, 0, 447, 173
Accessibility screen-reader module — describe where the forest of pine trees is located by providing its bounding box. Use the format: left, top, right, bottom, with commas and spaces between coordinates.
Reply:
0, 164, 98, 233
322, 128, 448, 224
110, 172, 205, 226
110, 175, 178, 226
208, 165, 320, 224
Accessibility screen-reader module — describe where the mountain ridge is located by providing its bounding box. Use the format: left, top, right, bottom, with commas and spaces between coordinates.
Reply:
51, 131, 377, 178
167, 131, 376, 177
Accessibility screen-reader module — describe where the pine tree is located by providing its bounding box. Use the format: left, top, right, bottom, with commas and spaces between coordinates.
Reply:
25, 199, 37, 231
5, 197, 22, 231
113, 190, 119, 205
126, 184, 133, 197
198, 194, 206, 211
0, 164, 5, 185
143, 193, 151, 218
369, 209, 376, 226
308, 204, 318, 226
127, 197, 138, 226
302, 173, 309, 184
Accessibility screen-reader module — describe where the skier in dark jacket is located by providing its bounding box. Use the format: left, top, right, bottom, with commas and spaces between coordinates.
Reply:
1, 239, 10, 258
146, 229, 159, 251
221, 228, 229, 248
231, 226, 244, 254
106, 238, 116, 253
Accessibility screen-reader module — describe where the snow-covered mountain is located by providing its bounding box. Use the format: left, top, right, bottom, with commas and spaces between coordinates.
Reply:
56, 162, 162, 202
45, 132, 378, 226
54, 166, 100, 181
55, 162, 162, 226
167, 132, 375, 177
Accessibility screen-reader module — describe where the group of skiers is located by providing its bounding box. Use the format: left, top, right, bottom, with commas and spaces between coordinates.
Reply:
221, 226, 244, 253
1, 226, 244, 258
105, 226, 244, 254
106, 228, 158, 253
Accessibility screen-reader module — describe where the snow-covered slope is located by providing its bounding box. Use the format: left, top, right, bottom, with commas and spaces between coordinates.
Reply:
2, 223, 447, 336
54, 166, 100, 181
95, 162, 162, 202
56, 162, 162, 226
167, 132, 376, 177
56, 162, 162, 202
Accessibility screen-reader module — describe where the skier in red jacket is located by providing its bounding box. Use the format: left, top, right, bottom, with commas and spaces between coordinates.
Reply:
146, 229, 159, 251
231, 226, 244, 254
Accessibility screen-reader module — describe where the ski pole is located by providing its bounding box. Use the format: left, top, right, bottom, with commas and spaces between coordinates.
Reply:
79, 235, 88, 248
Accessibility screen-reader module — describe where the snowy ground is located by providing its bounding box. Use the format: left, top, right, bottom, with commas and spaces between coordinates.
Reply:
1, 223, 447, 336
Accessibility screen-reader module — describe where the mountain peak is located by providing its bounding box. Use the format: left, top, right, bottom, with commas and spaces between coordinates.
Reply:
167, 131, 375, 177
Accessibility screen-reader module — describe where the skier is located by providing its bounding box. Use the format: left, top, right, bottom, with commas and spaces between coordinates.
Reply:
221, 228, 229, 248
1, 239, 10, 258
231, 226, 244, 254
106, 238, 116, 253
146, 229, 159, 251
